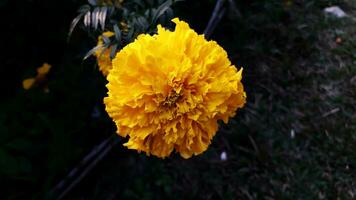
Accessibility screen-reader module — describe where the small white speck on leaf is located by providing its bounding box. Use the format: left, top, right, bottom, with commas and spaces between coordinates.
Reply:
324, 6, 347, 18
290, 129, 295, 139
220, 151, 227, 161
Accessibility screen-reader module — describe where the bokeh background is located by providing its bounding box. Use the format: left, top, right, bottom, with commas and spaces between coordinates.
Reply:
1, 0, 355, 199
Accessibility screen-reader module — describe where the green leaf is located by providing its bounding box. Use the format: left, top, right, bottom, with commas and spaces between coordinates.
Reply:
136, 16, 148, 31
113, 24, 122, 42
144, 9, 151, 19
164, 7, 174, 20
127, 26, 135, 41
102, 35, 110, 45
83, 45, 103, 60
78, 4, 90, 13
110, 44, 118, 59
88, 0, 96, 6
122, 7, 129, 18
68, 13, 85, 41
99, 7, 108, 30
152, 0, 172, 24
84, 11, 91, 28
92, 7, 100, 30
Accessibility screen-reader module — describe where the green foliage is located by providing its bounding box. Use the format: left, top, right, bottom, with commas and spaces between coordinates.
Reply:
70, 0, 180, 60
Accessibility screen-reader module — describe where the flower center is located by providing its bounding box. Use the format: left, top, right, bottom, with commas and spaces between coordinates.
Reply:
162, 92, 182, 107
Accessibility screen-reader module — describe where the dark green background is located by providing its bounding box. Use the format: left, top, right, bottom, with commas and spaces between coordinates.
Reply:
1, 0, 355, 199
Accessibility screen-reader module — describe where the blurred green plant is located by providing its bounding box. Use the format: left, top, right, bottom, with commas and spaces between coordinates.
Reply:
69, 0, 182, 60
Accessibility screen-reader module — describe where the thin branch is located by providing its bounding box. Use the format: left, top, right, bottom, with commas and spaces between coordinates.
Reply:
204, 0, 226, 39
49, 134, 120, 200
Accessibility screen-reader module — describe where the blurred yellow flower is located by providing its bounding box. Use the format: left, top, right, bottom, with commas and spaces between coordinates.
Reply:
95, 31, 114, 76
37, 63, 51, 75
22, 78, 36, 90
22, 63, 52, 90
105, 18, 246, 158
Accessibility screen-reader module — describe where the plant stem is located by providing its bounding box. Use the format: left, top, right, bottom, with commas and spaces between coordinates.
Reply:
204, 0, 226, 39
49, 134, 119, 200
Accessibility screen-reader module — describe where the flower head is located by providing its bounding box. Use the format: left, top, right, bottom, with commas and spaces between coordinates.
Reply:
105, 18, 246, 158
23, 78, 36, 90
23, 63, 51, 91
95, 31, 115, 76
37, 63, 51, 75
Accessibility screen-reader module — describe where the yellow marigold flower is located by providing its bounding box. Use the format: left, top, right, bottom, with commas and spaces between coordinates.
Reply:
95, 31, 115, 76
23, 78, 36, 90
22, 63, 52, 90
105, 18, 246, 158
37, 63, 51, 75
